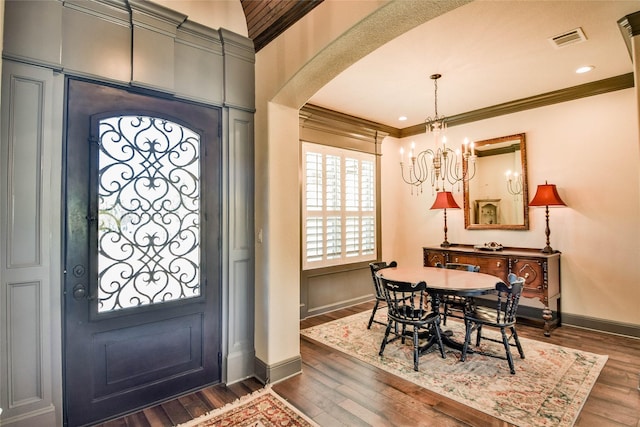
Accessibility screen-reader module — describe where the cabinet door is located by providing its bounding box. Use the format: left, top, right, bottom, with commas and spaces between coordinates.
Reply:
511, 257, 545, 299
423, 249, 446, 267
449, 253, 508, 281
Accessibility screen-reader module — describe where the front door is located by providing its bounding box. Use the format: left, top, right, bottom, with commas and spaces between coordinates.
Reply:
63, 79, 221, 426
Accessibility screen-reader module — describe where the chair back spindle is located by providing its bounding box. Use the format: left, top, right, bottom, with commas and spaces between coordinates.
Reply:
461, 272, 526, 374
366, 261, 397, 329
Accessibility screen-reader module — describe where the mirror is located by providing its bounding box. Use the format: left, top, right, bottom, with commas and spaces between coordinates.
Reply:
463, 133, 529, 230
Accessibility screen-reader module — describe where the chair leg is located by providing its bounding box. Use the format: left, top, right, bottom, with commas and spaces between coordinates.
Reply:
367, 299, 380, 329
413, 327, 420, 371
379, 321, 392, 356
511, 326, 525, 359
475, 325, 483, 347
501, 327, 516, 374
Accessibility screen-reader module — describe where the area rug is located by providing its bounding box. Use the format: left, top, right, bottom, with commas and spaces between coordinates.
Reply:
176, 387, 319, 427
301, 311, 608, 427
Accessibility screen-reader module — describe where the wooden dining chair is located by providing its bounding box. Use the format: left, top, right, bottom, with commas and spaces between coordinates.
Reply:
435, 262, 480, 325
378, 276, 445, 371
460, 273, 526, 374
367, 261, 397, 329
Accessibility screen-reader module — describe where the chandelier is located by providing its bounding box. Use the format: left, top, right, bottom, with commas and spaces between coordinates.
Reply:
399, 74, 476, 194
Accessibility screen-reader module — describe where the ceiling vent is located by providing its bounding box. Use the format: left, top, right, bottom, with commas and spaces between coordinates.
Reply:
549, 27, 587, 48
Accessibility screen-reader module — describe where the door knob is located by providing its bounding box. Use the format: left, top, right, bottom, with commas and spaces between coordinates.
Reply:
72, 284, 87, 300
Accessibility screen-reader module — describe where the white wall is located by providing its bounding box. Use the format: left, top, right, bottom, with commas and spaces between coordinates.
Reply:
382, 88, 640, 326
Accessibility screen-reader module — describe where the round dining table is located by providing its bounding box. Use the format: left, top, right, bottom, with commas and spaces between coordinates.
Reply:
377, 265, 504, 297
376, 266, 505, 353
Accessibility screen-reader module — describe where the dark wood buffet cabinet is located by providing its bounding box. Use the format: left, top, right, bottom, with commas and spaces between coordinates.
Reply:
423, 245, 561, 336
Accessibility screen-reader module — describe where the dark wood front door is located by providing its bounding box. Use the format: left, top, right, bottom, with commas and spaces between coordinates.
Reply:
63, 79, 221, 426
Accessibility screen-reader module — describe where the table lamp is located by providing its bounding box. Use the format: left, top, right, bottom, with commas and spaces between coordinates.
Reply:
430, 191, 460, 248
529, 181, 566, 253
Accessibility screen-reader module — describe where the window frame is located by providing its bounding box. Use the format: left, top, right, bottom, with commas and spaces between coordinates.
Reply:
301, 141, 378, 270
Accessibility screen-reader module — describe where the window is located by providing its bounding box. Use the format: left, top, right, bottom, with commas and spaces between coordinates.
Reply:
97, 116, 201, 312
302, 142, 376, 269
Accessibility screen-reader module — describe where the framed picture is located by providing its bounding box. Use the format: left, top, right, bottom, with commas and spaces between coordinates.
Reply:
475, 199, 501, 225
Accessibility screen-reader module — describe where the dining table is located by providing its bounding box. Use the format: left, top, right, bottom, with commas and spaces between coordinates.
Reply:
376, 265, 505, 353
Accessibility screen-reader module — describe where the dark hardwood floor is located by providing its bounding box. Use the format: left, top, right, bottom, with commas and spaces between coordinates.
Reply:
97, 301, 640, 427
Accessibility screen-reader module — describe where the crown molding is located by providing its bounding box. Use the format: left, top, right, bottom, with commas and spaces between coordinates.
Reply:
402, 72, 634, 137
303, 73, 634, 140
300, 104, 395, 140
618, 10, 640, 58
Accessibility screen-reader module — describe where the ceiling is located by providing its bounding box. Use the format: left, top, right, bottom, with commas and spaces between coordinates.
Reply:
300, 1, 639, 130
163, 1, 638, 131
240, 0, 323, 51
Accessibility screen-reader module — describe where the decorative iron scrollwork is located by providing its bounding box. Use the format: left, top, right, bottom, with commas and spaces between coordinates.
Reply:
97, 115, 201, 312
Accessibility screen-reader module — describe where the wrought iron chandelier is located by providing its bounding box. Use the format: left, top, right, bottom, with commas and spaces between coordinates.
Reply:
399, 74, 477, 195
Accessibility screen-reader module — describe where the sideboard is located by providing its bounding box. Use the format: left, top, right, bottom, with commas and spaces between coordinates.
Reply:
423, 245, 561, 336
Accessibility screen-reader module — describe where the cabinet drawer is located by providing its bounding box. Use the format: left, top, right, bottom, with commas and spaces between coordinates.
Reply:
448, 253, 508, 280
423, 249, 446, 267
511, 257, 545, 293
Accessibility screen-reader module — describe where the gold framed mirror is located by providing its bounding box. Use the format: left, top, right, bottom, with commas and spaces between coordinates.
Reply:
463, 133, 529, 230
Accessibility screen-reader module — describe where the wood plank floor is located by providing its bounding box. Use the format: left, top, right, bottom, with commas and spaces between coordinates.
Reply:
97, 301, 640, 427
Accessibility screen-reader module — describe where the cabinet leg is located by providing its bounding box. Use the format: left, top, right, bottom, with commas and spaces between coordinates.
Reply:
542, 306, 552, 337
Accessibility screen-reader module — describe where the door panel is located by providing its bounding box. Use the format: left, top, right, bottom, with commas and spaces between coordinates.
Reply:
91, 313, 203, 397
63, 79, 221, 427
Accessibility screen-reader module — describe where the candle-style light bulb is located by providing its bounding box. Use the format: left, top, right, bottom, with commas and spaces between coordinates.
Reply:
400, 147, 404, 162
470, 142, 475, 156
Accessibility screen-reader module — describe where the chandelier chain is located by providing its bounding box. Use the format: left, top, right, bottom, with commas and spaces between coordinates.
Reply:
399, 73, 477, 195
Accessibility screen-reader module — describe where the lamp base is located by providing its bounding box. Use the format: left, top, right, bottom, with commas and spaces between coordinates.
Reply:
440, 241, 452, 248
541, 245, 555, 254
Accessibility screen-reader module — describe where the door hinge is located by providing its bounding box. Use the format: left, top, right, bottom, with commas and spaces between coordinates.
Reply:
218, 352, 222, 366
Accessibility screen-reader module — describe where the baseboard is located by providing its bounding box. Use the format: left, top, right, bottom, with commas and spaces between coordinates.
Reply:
475, 298, 639, 339
0, 404, 57, 427
561, 313, 640, 339
304, 295, 373, 319
254, 354, 302, 384
226, 349, 256, 384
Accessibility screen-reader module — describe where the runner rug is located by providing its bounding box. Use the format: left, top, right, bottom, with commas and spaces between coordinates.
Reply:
301, 311, 607, 427
177, 387, 319, 427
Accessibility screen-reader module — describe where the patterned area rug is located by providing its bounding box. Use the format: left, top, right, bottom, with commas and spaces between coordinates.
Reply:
301, 311, 607, 427
176, 387, 319, 427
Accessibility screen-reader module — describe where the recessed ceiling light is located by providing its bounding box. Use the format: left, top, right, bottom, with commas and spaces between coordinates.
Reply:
398, 116, 407, 121
576, 65, 594, 74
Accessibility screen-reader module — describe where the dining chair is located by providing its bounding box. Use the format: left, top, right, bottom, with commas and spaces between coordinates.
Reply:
378, 276, 446, 371
460, 273, 525, 374
435, 262, 480, 325
367, 261, 397, 329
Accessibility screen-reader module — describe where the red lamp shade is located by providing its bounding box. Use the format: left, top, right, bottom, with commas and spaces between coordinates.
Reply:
430, 191, 460, 210
529, 182, 566, 207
